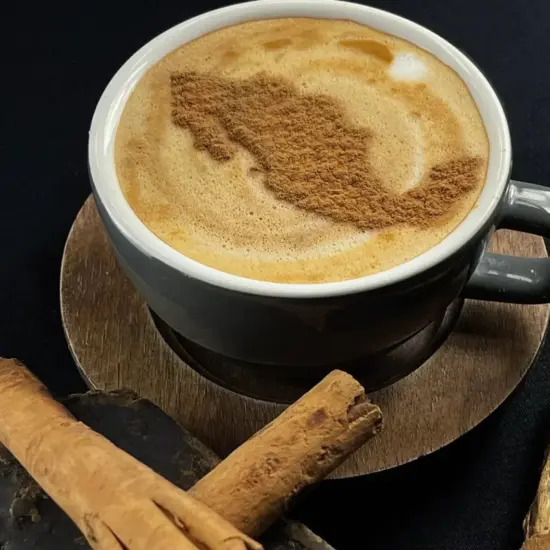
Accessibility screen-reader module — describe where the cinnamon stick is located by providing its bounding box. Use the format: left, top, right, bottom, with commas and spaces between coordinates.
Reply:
190, 369, 383, 536
523, 448, 550, 549
0, 358, 261, 550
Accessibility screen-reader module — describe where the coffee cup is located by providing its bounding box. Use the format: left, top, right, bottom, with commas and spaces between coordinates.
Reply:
89, 1, 548, 388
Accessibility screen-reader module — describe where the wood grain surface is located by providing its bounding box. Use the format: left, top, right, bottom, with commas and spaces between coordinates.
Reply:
60, 197, 550, 478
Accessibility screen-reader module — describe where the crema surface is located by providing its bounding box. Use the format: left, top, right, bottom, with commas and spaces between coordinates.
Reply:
115, 18, 489, 283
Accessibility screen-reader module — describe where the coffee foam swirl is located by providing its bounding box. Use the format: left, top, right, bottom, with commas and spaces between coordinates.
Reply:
115, 18, 489, 283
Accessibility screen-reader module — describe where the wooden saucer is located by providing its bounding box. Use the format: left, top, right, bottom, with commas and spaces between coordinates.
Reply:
60, 196, 550, 479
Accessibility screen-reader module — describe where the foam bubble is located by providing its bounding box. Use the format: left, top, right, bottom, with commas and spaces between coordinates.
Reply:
388, 53, 427, 81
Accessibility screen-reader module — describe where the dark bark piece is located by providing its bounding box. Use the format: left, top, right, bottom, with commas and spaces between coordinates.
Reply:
0, 390, 334, 550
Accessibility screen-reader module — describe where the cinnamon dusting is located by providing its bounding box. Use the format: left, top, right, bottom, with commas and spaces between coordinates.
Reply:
171, 71, 483, 230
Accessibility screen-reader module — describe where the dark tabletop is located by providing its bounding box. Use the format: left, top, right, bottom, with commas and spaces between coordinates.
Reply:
2, 1, 550, 549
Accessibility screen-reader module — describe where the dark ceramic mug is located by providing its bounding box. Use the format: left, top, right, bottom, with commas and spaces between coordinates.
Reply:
89, 0, 548, 386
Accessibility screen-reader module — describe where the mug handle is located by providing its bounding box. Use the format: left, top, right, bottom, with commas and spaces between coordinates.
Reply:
463, 180, 550, 304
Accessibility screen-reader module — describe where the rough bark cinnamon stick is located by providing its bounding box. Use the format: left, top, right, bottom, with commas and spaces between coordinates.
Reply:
0, 358, 261, 550
0, 389, 336, 550
523, 448, 550, 549
190, 369, 383, 536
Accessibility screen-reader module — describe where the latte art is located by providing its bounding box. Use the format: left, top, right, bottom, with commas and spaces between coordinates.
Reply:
115, 18, 489, 283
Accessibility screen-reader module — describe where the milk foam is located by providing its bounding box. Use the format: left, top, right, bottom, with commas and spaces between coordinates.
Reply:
114, 18, 489, 283
388, 53, 427, 81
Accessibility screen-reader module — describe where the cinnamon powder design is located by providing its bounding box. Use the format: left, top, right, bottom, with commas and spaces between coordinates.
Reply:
171, 72, 482, 230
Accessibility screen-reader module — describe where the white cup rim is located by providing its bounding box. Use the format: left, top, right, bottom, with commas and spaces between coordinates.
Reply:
89, 0, 511, 299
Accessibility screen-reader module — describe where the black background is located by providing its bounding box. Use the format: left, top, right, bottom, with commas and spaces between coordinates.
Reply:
2, 1, 550, 548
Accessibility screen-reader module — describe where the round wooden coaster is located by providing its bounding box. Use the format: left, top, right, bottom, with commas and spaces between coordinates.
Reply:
61, 196, 550, 478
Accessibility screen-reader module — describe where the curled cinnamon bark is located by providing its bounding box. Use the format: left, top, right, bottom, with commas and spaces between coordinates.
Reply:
190, 369, 383, 536
0, 358, 261, 550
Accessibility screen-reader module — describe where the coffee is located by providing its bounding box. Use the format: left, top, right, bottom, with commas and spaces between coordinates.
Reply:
115, 18, 489, 283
